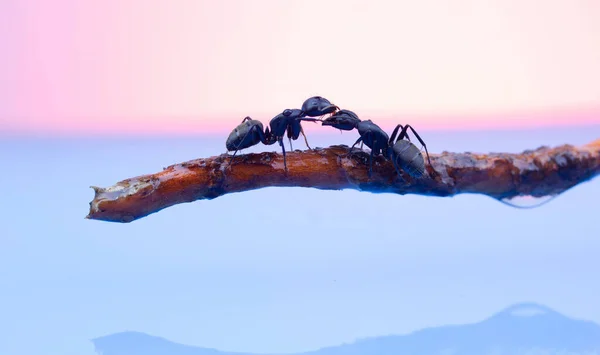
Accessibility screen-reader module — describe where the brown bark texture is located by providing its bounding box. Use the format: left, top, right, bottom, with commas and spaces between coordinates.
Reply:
87, 138, 600, 223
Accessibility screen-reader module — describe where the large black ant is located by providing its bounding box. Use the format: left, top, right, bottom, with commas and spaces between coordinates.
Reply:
225, 96, 339, 172
321, 109, 436, 179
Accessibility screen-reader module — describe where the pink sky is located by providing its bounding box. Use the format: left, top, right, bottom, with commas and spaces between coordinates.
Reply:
2, 0, 600, 135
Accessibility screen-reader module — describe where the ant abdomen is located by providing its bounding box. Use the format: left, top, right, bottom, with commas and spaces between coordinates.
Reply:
392, 140, 426, 178
225, 117, 265, 152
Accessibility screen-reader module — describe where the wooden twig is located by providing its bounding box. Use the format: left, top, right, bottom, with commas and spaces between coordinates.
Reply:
87, 139, 600, 223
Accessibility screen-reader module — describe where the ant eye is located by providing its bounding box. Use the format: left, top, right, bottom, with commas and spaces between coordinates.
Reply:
283, 109, 292, 116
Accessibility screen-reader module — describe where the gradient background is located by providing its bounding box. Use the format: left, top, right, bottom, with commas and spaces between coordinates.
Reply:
1, 1, 600, 355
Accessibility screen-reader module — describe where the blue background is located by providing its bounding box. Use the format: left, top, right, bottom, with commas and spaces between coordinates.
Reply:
1, 126, 599, 355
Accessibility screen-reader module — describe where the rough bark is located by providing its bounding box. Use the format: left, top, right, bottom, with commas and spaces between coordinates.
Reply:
87, 139, 600, 223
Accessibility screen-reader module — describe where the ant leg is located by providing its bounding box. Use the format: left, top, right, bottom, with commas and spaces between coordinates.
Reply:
350, 136, 363, 151
402, 125, 432, 167
258, 126, 269, 145
278, 138, 288, 173
351, 131, 373, 176
346, 135, 364, 159
226, 134, 251, 169
394, 128, 411, 143
300, 124, 312, 150
227, 150, 239, 167
286, 126, 294, 151
360, 142, 364, 150
391, 154, 406, 183
388, 124, 404, 146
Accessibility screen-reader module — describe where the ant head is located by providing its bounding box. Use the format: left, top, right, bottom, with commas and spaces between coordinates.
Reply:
301, 96, 339, 117
321, 109, 360, 131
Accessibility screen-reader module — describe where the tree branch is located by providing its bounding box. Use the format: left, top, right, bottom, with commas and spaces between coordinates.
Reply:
87, 138, 600, 223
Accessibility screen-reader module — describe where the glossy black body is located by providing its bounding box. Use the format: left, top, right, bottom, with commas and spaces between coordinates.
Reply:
322, 110, 435, 178
321, 109, 360, 131
225, 117, 268, 152
301, 96, 339, 117
390, 139, 426, 178
225, 96, 340, 172
266, 108, 319, 171
268, 109, 317, 140
322, 110, 390, 175
354, 120, 390, 157
388, 123, 434, 178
